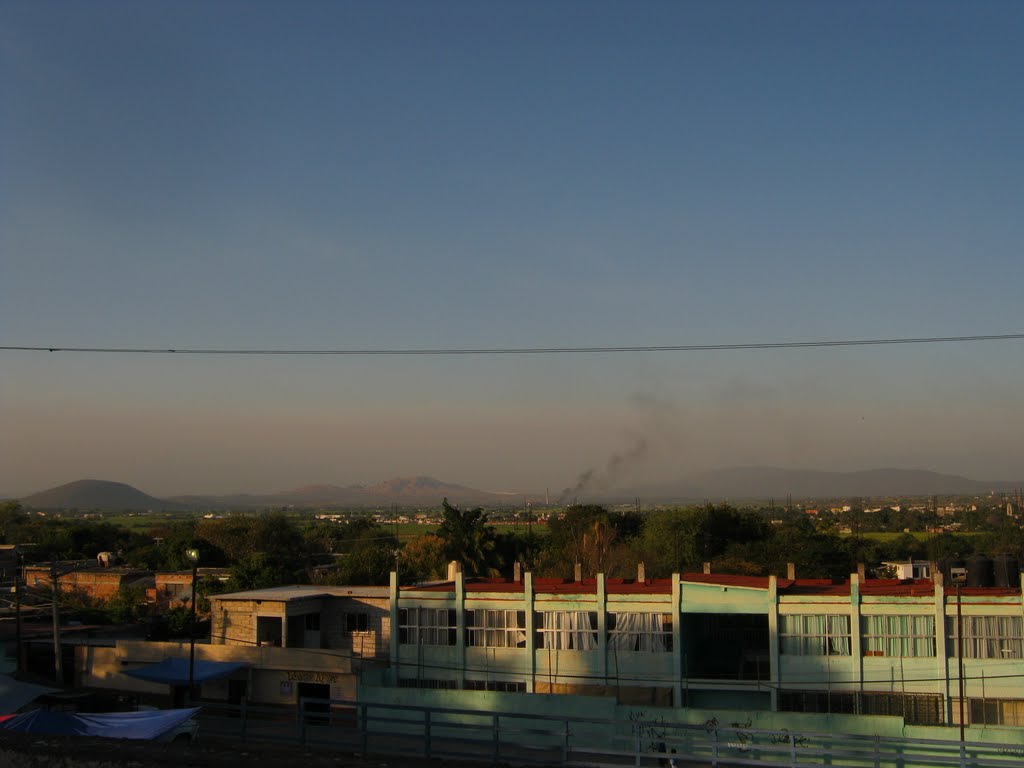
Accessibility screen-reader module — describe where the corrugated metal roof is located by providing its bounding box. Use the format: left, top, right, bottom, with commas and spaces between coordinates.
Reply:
210, 585, 390, 601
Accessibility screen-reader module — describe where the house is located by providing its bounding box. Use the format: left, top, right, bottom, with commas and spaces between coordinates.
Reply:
881, 560, 933, 580
146, 568, 231, 610
24, 564, 150, 602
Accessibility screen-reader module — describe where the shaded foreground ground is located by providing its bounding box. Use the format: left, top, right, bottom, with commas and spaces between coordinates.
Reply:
0, 732, 489, 768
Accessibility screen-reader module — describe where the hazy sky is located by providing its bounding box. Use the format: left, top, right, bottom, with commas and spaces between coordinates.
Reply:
2, 1, 1023, 498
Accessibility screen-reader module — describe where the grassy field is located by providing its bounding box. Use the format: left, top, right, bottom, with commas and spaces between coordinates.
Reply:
857, 531, 985, 542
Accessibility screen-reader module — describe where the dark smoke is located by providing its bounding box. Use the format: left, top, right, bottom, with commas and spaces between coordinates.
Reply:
559, 437, 648, 503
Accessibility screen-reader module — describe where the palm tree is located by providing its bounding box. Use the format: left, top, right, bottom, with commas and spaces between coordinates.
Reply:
437, 498, 502, 577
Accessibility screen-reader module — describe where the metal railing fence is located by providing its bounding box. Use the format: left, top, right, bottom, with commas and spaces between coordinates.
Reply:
194, 696, 1024, 768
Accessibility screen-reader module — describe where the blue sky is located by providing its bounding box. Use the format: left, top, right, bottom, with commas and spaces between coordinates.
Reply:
2, 1, 1022, 497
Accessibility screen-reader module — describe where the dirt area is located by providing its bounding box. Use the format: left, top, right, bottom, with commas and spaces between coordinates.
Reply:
0, 732, 489, 768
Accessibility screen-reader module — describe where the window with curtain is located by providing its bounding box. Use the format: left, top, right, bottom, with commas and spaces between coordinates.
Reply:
779, 614, 851, 655
607, 612, 673, 652
466, 609, 527, 648
535, 611, 598, 650
862, 615, 935, 657
398, 607, 457, 646
947, 616, 1024, 659
970, 698, 1024, 726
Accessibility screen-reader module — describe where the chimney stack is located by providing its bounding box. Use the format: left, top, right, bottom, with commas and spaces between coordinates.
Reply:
637, 562, 646, 583
574, 563, 582, 582
703, 562, 712, 575
857, 563, 866, 581
447, 560, 461, 581
514, 561, 522, 582
786, 562, 796, 580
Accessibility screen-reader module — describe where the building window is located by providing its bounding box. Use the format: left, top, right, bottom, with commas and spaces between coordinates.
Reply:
779, 690, 857, 714
535, 611, 598, 650
607, 613, 673, 652
861, 692, 943, 725
970, 698, 1024, 726
344, 612, 370, 632
464, 680, 526, 693
305, 614, 320, 631
466, 609, 527, 648
781, 690, 943, 724
399, 607, 457, 646
862, 615, 935, 657
398, 678, 457, 690
256, 616, 282, 647
779, 615, 851, 656
947, 616, 1024, 659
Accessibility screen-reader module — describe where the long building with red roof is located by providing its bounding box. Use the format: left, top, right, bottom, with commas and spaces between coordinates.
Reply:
193, 562, 1024, 734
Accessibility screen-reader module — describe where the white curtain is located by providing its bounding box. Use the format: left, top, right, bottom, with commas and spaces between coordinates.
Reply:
608, 613, 667, 652
828, 615, 851, 655
960, 616, 1024, 658
780, 615, 850, 656
863, 615, 934, 657
541, 611, 597, 650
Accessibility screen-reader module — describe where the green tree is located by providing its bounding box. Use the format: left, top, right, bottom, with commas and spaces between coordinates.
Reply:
230, 551, 308, 590
399, 534, 448, 583
436, 498, 501, 577
107, 585, 148, 624
635, 505, 769, 577
323, 541, 396, 586
0, 501, 28, 544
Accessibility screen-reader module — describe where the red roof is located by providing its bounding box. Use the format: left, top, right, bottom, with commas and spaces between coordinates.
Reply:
405, 574, 1021, 598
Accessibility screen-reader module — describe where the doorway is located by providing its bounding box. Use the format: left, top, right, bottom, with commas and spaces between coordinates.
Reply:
296, 682, 330, 724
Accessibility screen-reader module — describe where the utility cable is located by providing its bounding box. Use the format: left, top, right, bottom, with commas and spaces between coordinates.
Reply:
2, 332, 1024, 356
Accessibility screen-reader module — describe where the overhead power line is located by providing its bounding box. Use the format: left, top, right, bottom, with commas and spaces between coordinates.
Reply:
2, 333, 1023, 357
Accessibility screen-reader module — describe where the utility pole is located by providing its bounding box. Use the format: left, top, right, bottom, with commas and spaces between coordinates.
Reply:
51, 560, 62, 683
393, 503, 400, 577
13, 580, 21, 678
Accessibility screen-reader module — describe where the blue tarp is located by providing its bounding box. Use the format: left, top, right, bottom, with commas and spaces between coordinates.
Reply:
122, 658, 247, 685
0, 675, 57, 714
0, 707, 199, 740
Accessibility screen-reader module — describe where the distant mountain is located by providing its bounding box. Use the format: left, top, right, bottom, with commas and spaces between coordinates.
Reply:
24, 467, 1018, 512
622, 466, 1023, 502
170, 476, 523, 509
20, 479, 186, 511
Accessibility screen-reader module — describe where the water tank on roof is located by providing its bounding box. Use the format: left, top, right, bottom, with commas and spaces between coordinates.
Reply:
993, 554, 1020, 588
966, 555, 994, 588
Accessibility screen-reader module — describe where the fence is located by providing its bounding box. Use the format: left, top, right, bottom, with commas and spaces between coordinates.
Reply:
195, 697, 1024, 768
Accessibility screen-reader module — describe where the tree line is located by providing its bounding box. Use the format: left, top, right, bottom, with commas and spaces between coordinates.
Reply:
3, 498, 1022, 594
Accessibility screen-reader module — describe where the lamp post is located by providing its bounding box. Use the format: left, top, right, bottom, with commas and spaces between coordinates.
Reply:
951, 564, 968, 744
11, 579, 21, 678
185, 548, 200, 701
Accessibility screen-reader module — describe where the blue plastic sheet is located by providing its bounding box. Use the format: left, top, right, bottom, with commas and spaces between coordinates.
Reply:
0, 707, 200, 739
123, 657, 246, 685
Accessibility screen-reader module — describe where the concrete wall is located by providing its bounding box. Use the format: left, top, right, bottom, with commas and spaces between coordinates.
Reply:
78, 639, 355, 707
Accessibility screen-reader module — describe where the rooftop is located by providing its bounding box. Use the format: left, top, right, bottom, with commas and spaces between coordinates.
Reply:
208, 573, 1023, 602
210, 585, 390, 602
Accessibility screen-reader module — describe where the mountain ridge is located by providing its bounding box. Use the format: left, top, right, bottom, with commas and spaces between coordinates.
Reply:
17, 468, 1022, 511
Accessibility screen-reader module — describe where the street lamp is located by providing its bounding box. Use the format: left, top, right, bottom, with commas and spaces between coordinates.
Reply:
185, 548, 200, 700
950, 564, 968, 744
